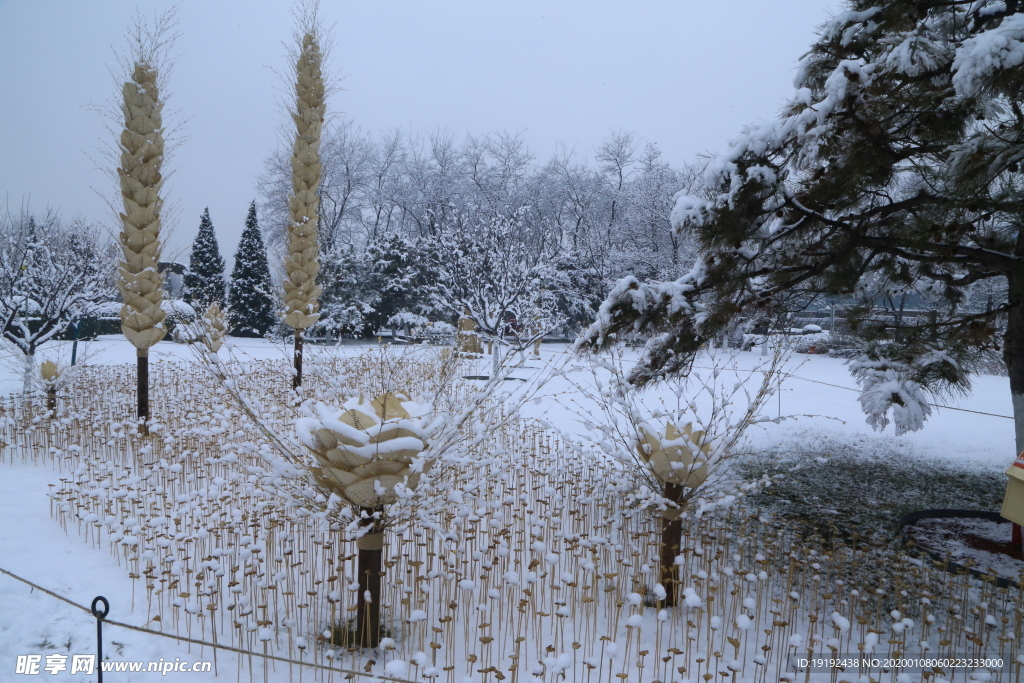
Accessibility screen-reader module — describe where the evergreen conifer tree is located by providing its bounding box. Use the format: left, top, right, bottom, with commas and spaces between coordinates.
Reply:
184, 207, 226, 312
228, 202, 277, 337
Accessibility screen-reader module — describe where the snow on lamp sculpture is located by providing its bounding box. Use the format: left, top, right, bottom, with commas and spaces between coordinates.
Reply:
117, 60, 167, 427
637, 422, 709, 607
282, 31, 325, 390
297, 392, 428, 648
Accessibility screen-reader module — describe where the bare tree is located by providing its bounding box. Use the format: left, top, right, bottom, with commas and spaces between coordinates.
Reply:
0, 209, 115, 391
259, 119, 376, 257
431, 210, 561, 376
393, 129, 468, 237
616, 148, 705, 277
463, 131, 534, 218
596, 130, 639, 230
362, 130, 406, 242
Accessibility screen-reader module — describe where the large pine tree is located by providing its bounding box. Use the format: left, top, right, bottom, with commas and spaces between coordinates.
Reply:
228, 202, 276, 337
184, 207, 226, 311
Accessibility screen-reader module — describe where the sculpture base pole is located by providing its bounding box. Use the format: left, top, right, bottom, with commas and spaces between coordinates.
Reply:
660, 482, 684, 607
137, 348, 149, 435
355, 520, 383, 649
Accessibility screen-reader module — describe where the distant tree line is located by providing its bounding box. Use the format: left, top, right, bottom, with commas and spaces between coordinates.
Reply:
256, 127, 707, 338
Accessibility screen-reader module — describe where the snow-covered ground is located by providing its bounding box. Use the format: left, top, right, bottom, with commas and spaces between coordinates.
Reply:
0, 463, 228, 680
3, 335, 1014, 471
523, 344, 1014, 472
0, 336, 1016, 682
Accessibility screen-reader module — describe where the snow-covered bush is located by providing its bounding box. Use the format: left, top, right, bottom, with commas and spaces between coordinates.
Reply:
385, 310, 429, 333
165, 299, 201, 344
385, 312, 455, 344
790, 331, 830, 354
789, 331, 862, 355
418, 320, 455, 344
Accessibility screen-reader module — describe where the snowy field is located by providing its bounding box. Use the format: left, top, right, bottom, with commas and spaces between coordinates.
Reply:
0, 336, 1019, 682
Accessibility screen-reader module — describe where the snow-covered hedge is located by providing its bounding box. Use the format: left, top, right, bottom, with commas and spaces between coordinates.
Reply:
790, 332, 859, 355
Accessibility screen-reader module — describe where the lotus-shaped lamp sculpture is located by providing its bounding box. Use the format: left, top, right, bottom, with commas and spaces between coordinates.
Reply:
297, 392, 429, 509
636, 422, 710, 489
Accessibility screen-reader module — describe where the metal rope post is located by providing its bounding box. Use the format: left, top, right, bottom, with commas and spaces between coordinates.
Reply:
90, 596, 109, 682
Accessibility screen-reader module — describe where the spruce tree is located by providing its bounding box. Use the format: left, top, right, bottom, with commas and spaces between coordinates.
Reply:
228, 202, 276, 337
184, 207, 226, 312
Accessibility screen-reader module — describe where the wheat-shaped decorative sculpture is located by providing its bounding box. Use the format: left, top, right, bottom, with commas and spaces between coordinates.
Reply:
282, 31, 325, 390
202, 302, 226, 353
637, 422, 710, 606
457, 309, 482, 356
117, 59, 167, 425
298, 391, 427, 648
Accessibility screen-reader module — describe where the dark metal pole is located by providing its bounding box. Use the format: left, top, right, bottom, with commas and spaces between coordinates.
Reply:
356, 508, 382, 648
137, 350, 149, 432
91, 596, 109, 682
293, 329, 303, 391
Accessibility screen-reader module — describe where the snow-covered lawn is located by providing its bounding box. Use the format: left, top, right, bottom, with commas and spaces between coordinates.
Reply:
0, 336, 1018, 682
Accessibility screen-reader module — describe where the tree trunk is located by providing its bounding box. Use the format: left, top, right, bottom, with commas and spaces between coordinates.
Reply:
355, 509, 383, 648
137, 349, 149, 434
492, 337, 501, 377
293, 330, 303, 391
1005, 277, 1024, 457
660, 482, 684, 607
70, 321, 80, 366
46, 388, 57, 413
22, 353, 34, 395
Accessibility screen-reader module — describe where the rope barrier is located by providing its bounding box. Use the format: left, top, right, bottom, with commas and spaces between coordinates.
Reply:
786, 373, 1015, 420
0, 566, 416, 683
691, 365, 1014, 420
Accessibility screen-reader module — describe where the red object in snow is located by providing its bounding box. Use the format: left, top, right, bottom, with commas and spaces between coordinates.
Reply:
808, 346, 816, 354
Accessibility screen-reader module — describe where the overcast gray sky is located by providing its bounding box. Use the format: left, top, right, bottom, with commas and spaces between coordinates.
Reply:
0, 0, 835, 264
